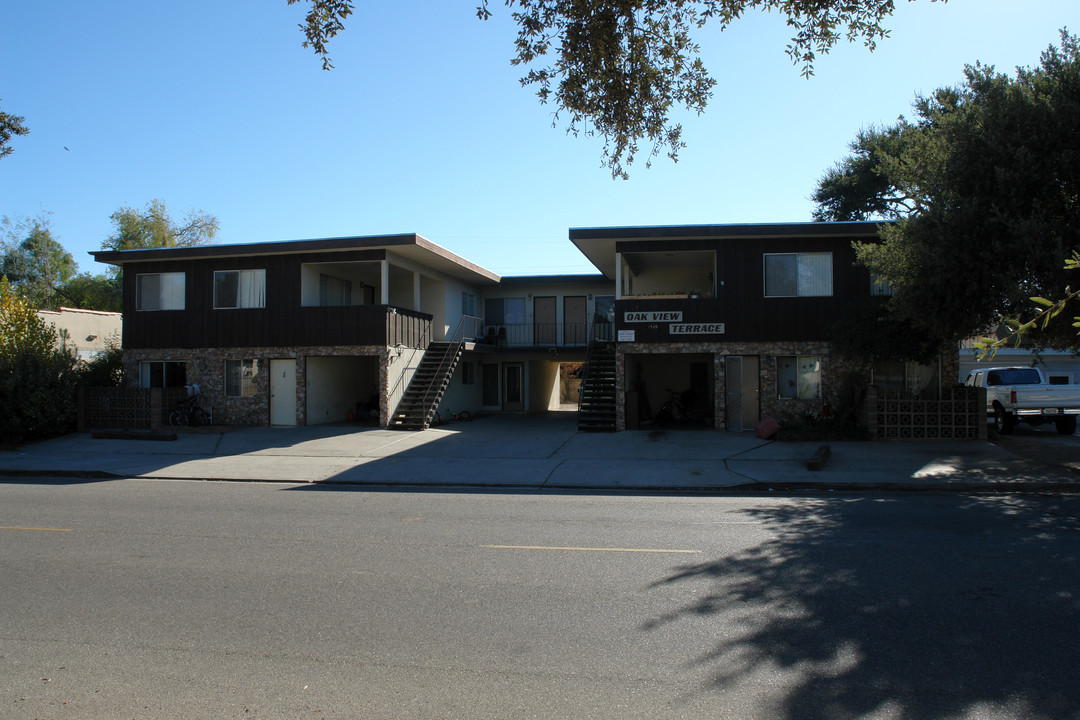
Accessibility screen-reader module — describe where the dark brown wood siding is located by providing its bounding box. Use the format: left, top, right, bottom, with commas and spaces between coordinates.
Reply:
614, 234, 874, 343
121, 250, 433, 349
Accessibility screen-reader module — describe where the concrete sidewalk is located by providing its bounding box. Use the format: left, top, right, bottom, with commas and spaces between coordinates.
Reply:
2, 414, 1078, 492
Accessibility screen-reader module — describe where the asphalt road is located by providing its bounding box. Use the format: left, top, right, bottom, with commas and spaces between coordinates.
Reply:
2, 480, 1079, 719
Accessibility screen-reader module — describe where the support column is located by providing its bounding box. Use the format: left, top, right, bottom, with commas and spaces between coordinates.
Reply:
615, 253, 622, 300
380, 260, 390, 305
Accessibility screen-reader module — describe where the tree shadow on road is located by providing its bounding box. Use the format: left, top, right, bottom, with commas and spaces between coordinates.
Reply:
645, 495, 1080, 719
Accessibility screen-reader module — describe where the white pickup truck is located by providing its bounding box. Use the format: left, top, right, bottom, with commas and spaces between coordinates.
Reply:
964, 366, 1080, 435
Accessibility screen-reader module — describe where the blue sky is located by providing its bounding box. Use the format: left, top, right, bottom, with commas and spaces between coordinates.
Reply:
1, 1, 1076, 277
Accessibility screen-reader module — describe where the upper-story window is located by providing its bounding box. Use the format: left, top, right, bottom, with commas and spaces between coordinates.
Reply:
764, 252, 832, 297
870, 275, 894, 296
136, 272, 185, 311
485, 297, 526, 326
319, 273, 351, 306
214, 269, 266, 309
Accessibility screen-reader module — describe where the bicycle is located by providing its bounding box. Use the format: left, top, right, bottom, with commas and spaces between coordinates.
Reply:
432, 408, 472, 426
170, 392, 209, 428
655, 388, 690, 425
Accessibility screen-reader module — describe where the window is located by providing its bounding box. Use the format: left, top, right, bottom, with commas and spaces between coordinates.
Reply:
875, 360, 940, 399
777, 356, 821, 399
870, 275, 894, 296
225, 359, 260, 397
764, 253, 832, 297
139, 360, 187, 388
214, 270, 266, 309
319, 274, 352, 306
1049, 375, 1072, 385
484, 297, 526, 326
136, 272, 185, 310
461, 361, 475, 385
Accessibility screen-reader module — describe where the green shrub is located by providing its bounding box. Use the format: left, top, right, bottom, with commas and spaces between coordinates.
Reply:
0, 348, 79, 446
0, 278, 81, 447
77, 333, 124, 389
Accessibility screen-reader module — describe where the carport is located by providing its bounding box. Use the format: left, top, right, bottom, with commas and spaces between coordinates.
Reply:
623, 352, 716, 429
305, 355, 380, 425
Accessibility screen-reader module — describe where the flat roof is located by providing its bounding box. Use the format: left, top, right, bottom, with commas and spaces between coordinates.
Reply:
569, 221, 888, 278
90, 233, 502, 286
498, 274, 608, 286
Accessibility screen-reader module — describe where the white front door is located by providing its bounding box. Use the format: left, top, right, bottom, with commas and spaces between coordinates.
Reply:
270, 359, 297, 426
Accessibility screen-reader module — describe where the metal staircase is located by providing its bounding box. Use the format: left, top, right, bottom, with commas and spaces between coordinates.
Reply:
577, 330, 617, 432
389, 316, 479, 430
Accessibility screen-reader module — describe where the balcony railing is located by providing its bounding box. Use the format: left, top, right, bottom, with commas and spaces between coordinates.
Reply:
476, 322, 612, 348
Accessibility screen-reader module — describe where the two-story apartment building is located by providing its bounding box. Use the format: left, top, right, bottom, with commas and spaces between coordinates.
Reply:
92, 234, 500, 427
568, 222, 928, 430
93, 221, 940, 432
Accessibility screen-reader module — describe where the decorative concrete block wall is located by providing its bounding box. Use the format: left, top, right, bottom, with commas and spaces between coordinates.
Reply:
865, 385, 986, 440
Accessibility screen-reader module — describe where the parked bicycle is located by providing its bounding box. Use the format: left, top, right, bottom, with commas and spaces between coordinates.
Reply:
655, 388, 690, 425
432, 408, 472, 426
170, 386, 209, 428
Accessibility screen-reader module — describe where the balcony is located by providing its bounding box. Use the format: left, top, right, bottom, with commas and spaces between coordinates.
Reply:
475, 322, 613, 349
293, 304, 432, 348
619, 249, 715, 301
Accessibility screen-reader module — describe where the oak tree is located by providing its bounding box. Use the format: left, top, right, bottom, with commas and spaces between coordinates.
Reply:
813, 31, 1080, 350
103, 198, 219, 251
287, 0, 945, 178
0, 214, 78, 310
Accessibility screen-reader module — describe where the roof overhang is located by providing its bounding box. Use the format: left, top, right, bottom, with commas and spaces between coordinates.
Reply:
90, 233, 502, 286
569, 221, 889, 278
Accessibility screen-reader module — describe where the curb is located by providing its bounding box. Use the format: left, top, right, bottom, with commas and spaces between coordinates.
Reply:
2, 468, 1079, 495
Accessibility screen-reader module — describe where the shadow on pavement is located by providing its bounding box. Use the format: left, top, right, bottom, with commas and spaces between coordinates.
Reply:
643, 494, 1080, 718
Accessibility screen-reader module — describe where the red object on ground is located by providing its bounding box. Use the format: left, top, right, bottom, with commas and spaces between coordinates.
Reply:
755, 417, 780, 439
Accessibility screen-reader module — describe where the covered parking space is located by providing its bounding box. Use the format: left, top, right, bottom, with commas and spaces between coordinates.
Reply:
622, 351, 717, 430
305, 355, 381, 426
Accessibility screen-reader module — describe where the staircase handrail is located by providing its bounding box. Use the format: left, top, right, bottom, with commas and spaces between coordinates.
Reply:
578, 316, 600, 414
417, 314, 483, 421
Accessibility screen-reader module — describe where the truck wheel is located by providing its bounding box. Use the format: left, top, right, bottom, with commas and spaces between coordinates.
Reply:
993, 405, 1016, 435
1055, 416, 1077, 435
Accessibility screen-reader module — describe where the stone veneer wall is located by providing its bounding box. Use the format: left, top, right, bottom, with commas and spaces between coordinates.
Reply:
125, 346, 390, 427
615, 341, 863, 431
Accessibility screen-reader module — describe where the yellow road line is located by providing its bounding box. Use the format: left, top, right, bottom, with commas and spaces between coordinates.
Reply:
0, 526, 72, 532
481, 545, 700, 554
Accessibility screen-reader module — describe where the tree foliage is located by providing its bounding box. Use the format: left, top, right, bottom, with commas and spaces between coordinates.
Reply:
77, 333, 125, 389
288, 0, 943, 178
56, 272, 122, 313
813, 31, 1080, 350
1, 214, 78, 310
103, 198, 219, 252
0, 101, 30, 160
0, 278, 80, 446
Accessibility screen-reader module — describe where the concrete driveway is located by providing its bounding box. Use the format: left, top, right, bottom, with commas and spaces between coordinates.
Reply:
1, 412, 1078, 492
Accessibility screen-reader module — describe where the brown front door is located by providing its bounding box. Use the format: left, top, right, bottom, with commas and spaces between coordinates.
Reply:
534, 296, 556, 345
564, 295, 587, 345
